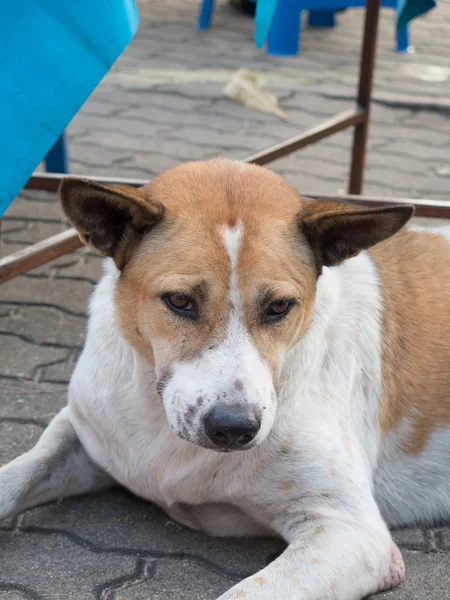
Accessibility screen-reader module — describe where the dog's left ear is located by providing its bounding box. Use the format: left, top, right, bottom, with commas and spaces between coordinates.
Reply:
60, 178, 164, 269
301, 200, 414, 269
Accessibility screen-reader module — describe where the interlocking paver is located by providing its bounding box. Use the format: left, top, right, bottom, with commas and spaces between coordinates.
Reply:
2, 221, 68, 246
0, 528, 138, 600
392, 528, 427, 551
440, 528, 450, 550
40, 354, 79, 386
0, 334, 69, 381
20, 491, 285, 577
1, 0, 449, 598
1, 276, 91, 317
112, 559, 234, 599
0, 422, 44, 464
0, 380, 66, 423
52, 253, 104, 282
0, 304, 87, 348
377, 551, 450, 599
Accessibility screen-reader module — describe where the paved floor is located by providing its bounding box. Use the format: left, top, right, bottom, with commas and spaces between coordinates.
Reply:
1, 0, 450, 598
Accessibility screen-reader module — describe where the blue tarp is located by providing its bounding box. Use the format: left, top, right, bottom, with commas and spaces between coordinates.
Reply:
0, 0, 139, 216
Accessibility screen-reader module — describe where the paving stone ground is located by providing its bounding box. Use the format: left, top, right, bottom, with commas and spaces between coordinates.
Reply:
1, 0, 450, 598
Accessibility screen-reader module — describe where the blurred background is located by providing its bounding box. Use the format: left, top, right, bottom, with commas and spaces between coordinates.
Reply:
22, 0, 450, 197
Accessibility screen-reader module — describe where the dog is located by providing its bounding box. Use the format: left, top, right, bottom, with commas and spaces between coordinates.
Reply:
1, 159, 450, 600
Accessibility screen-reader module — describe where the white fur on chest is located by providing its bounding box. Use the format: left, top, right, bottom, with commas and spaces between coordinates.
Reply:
68, 263, 254, 509
68, 254, 385, 514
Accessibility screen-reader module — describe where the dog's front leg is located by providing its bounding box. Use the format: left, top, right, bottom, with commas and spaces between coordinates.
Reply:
216, 492, 403, 600
0, 407, 112, 520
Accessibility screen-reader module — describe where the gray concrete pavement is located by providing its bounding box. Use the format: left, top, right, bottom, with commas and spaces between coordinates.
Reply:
1, 0, 450, 598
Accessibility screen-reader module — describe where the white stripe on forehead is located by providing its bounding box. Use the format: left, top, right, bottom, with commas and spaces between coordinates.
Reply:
220, 222, 243, 310
232, 160, 246, 173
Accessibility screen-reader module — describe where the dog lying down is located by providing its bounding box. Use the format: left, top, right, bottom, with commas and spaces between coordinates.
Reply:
2, 159, 450, 600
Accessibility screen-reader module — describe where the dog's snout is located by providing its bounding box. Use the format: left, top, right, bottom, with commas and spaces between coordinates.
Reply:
204, 405, 261, 450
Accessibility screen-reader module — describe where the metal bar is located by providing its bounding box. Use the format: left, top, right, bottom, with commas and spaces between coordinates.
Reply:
245, 109, 366, 165
0, 228, 82, 284
348, 0, 381, 194
2, 192, 450, 284
306, 194, 450, 219
24, 109, 366, 193
25, 172, 149, 191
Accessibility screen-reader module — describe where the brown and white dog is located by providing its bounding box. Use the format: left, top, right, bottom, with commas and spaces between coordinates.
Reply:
1, 159, 450, 599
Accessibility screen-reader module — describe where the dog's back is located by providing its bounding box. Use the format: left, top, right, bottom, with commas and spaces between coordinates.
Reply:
372, 225, 450, 526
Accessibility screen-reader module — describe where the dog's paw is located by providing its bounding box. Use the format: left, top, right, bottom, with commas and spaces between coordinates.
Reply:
215, 571, 298, 600
0, 469, 19, 521
379, 543, 405, 592
0, 459, 33, 521
0, 465, 21, 521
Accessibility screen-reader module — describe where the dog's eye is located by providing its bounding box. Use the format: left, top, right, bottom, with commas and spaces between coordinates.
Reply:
168, 293, 192, 310
264, 299, 293, 322
163, 293, 197, 318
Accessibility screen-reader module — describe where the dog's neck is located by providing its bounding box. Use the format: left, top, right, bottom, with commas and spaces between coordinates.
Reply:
279, 252, 384, 475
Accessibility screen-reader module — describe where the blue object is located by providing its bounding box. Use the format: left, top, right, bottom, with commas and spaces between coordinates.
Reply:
266, 0, 302, 55
396, 0, 436, 31
198, 0, 436, 56
198, 0, 215, 29
307, 9, 336, 26
305, 0, 410, 54
0, 0, 139, 217
396, 25, 410, 52
254, 0, 278, 47
44, 134, 69, 175
266, 0, 412, 55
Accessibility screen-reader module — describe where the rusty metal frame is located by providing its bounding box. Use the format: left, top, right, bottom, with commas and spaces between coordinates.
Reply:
2, 0, 450, 284
2, 190, 450, 283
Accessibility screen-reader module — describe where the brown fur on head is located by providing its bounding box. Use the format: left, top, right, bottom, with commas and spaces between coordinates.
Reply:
60, 159, 413, 451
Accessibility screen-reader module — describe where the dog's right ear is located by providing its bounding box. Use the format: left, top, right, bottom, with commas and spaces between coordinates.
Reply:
60, 178, 164, 268
301, 200, 414, 271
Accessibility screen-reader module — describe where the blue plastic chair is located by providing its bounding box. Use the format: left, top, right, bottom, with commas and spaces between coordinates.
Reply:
267, 0, 410, 55
0, 0, 139, 217
198, 0, 412, 54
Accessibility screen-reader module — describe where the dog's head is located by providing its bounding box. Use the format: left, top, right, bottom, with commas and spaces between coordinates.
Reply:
60, 160, 412, 452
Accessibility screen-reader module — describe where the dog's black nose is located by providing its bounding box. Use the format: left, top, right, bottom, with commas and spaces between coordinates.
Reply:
204, 405, 260, 449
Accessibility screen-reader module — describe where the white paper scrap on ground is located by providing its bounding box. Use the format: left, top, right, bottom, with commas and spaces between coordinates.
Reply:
223, 68, 288, 120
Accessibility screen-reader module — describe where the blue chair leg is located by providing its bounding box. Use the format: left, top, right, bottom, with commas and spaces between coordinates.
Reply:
267, 0, 302, 56
397, 26, 409, 52
198, 0, 214, 30
44, 133, 69, 173
308, 10, 336, 27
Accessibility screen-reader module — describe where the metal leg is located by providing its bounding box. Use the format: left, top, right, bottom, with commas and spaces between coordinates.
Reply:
397, 27, 409, 52
267, 0, 302, 56
198, 0, 214, 30
44, 132, 69, 174
348, 0, 381, 194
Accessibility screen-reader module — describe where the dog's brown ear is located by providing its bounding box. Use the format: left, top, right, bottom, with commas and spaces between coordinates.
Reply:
301, 200, 414, 269
60, 178, 164, 268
